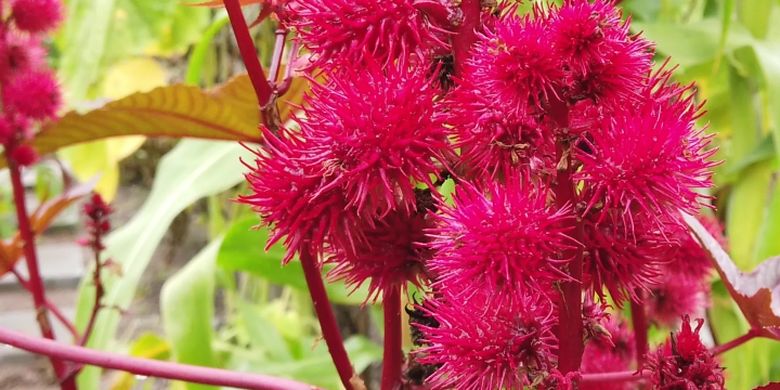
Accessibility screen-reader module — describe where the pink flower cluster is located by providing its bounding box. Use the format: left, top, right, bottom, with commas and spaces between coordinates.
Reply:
242, 0, 722, 388
0, 0, 62, 166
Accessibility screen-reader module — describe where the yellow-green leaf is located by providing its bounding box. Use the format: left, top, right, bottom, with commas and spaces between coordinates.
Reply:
26, 75, 308, 161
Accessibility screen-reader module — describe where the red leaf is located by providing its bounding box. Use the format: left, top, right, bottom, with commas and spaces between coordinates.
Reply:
0, 181, 95, 277
755, 383, 780, 390
683, 212, 780, 338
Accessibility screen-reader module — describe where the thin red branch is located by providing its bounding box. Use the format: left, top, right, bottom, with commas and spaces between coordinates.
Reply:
711, 328, 760, 356
268, 28, 288, 86
8, 160, 76, 390
381, 285, 403, 390
78, 251, 104, 347
276, 39, 299, 96
224, 0, 273, 107
299, 248, 358, 390
631, 293, 649, 368
580, 370, 648, 384
452, 0, 481, 75
550, 99, 585, 374
10, 268, 79, 340
0, 327, 318, 390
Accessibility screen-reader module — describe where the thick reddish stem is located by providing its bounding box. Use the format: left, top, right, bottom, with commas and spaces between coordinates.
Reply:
551, 101, 585, 374
452, 0, 481, 75
8, 161, 76, 390
631, 294, 649, 367
224, 0, 273, 107
381, 285, 403, 390
299, 248, 357, 390
11, 268, 79, 340
0, 327, 317, 390
580, 370, 648, 384
711, 328, 759, 356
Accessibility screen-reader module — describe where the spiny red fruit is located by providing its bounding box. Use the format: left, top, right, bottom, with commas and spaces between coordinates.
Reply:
646, 270, 709, 327
298, 63, 448, 219
582, 212, 677, 304
9, 144, 39, 166
646, 316, 725, 389
427, 176, 575, 301
240, 127, 359, 262
416, 291, 557, 390
581, 317, 635, 390
446, 81, 555, 179
3, 70, 61, 120
11, 0, 64, 33
467, 12, 563, 114
327, 210, 430, 303
548, 0, 652, 105
0, 35, 45, 80
576, 72, 716, 229
285, 0, 448, 69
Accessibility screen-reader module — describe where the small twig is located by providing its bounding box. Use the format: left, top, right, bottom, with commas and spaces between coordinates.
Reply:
10, 268, 79, 340
299, 247, 358, 390
0, 327, 318, 390
268, 28, 288, 86
78, 252, 104, 347
710, 328, 760, 356
276, 39, 299, 96
580, 370, 648, 384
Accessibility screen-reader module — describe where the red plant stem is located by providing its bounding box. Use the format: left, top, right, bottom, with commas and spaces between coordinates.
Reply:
381, 285, 403, 390
551, 100, 585, 374
452, 0, 481, 75
268, 28, 288, 85
0, 327, 318, 390
631, 291, 649, 368
224, 0, 273, 107
10, 268, 79, 340
8, 161, 76, 390
580, 370, 648, 384
299, 248, 356, 390
78, 251, 104, 347
631, 293, 649, 368
711, 328, 760, 356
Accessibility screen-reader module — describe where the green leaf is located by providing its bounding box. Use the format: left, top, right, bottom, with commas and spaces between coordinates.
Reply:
738, 0, 773, 39
56, 0, 210, 99
752, 44, 780, 159
74, 140, 251, 389
185, 15, 230, 86
634, 19, 754, 67
237, 300, 295, 362
726, 161, 774, 268
217, 216, 369, 305
243, 336, 381, 390
160, 239, 223, 390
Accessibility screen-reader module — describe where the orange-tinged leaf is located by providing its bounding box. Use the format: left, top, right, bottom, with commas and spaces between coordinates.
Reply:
29, 181, 96, 235
0, 74, 310, 168
684, 212, 780, 337
0, 181, 96, 277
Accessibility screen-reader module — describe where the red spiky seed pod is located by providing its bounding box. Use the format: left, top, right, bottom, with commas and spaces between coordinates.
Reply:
11, 0, 64, 34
